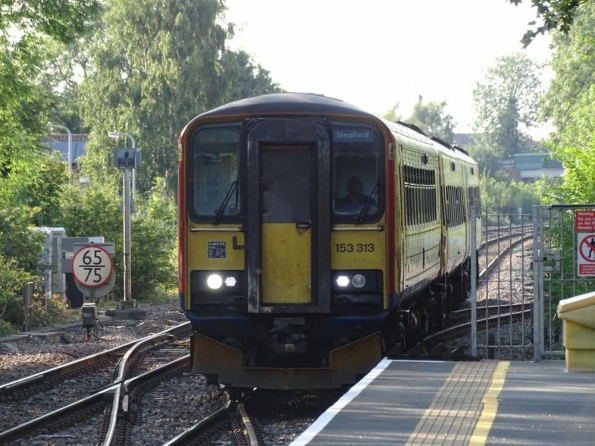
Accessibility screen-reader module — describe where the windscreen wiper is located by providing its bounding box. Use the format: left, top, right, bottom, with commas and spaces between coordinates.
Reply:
354, 179, 380, 224
212, 179, 239, 225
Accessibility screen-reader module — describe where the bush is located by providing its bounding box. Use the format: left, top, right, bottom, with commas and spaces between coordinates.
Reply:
29, 294, 78, 328
58, 177, 177, 303
0, 254, 37, 330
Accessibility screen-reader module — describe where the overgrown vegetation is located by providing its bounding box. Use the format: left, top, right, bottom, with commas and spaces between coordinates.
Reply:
0, 0, 278, 333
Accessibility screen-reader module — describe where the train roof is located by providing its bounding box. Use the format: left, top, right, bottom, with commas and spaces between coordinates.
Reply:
188, 93, 478, 166
197, 92, 375, 119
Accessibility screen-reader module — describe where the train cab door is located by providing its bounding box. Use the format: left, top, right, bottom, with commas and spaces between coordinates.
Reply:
245, 120, 331, 313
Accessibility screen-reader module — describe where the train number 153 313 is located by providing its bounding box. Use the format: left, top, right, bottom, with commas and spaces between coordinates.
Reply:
335, 243, 375, 253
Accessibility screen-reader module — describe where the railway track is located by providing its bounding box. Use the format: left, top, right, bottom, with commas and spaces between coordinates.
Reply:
413, 226, 535, 359
0, 322, 278, 446
0, 323, 193, 445
423, 304, 532, 350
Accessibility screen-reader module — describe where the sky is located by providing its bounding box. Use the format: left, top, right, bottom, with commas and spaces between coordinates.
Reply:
223, 0, 553, 138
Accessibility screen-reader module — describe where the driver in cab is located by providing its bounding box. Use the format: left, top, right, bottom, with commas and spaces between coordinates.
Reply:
334, 176, 377, 214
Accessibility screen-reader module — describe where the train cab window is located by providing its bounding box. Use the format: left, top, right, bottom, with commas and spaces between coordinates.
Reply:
190, 125, 241, 222
331, 124, 383, 221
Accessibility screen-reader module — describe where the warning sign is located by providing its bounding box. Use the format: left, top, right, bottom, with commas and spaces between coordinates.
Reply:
575, 210, 595, 231
578, 233, 595, 276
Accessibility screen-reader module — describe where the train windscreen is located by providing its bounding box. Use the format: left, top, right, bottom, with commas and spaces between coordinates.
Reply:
331, 124, 383, 221
189, 125, 241, 222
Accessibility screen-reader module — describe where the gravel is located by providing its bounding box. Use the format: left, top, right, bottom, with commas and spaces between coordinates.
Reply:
0, 299, 189, 386
0, 299, 325, 446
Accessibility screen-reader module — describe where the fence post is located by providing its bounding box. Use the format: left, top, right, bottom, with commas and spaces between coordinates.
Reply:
22, 282, 33, 332
471, 205, 477, 357
533, 205, 544, 362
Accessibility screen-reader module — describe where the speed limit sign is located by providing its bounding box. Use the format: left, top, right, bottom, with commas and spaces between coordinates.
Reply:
71, 245, 114, 288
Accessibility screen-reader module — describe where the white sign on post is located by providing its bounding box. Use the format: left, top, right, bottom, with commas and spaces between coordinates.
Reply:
71, 245, 114, 288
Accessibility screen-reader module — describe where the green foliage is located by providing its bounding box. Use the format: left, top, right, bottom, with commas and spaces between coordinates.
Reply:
382, 103, 402, 122
0, 152, 58, 274
471, 53, 544, 176
58, 177, 123, 298
0, 255, 36, 332
406, 96, 455, 144
1, 0, 102, 44
541, 2, 595, 134
479, 174, 545, 222
57, 175, 177, 302
29, 294, 77, 328
129, 178, 178, 299
78, 0, 280, 196
548, 85, 595, 204
222, 50, 283, 102
508, 0, 590, 46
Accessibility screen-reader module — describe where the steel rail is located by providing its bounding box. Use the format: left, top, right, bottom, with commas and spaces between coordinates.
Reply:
0, 385, 119, 443
0, 322, 191, 399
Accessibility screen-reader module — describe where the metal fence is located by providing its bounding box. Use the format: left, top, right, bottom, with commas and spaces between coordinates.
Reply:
532, 205, 595, 361
471, 207, 534, 360
470, 205, 595, 361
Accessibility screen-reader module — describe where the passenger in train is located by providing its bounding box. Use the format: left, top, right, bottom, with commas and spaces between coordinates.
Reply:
335, 176, 377, 214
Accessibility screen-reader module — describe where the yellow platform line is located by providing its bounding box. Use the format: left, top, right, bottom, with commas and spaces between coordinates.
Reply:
405, 360, 509, 445
469, 360, 510, 445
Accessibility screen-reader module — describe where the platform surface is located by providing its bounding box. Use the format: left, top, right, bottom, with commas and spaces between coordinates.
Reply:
291, 359, 595, 445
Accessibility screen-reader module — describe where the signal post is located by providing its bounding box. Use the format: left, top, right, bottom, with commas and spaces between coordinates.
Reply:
104, 145, 147, 320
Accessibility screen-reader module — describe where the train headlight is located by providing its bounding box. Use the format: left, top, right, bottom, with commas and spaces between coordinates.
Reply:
336, 275, 350, 287
207, 274, 223, 289
192, 271, 242, 293
331, 270, 381, 292
351, 274, 366, 288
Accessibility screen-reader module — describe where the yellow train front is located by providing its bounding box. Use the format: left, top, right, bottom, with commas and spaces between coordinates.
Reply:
178, 93, 480, 390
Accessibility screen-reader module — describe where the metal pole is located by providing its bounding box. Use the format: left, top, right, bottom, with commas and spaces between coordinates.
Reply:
533, 205, 543, 362
49, 124, 72, 179
471, 205, 477, 357
123, 168, 132, 302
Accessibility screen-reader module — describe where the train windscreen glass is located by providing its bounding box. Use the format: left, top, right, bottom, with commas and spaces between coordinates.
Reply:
190, 125, 241, 221
332, 124, 382, 219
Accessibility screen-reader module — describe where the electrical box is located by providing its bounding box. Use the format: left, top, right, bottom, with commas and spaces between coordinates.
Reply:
82, 303, 97, 327
35, 227, 66, 300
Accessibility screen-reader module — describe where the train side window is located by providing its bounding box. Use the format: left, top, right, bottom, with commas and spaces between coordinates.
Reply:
403, 164, 437, 227
190, 125, 241, 221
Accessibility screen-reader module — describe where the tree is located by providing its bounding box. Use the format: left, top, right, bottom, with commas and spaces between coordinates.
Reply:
78, 0, 281, 195
222, 50, 283, 102
470, 53, 543, 175
406, 96, 455, 144
548, 85, 595, 204
541, 2, 595, 135
0, 0, 101, 44
508, 0, 590, 46
0, 1, 103, 331
382, 103, 402, 122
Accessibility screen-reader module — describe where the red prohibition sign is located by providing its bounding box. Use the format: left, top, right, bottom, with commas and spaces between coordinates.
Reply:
579, 235, 595, 262
71, 245, 114, 288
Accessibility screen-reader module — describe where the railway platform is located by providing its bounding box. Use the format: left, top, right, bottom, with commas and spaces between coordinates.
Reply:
291, 358, 595, 445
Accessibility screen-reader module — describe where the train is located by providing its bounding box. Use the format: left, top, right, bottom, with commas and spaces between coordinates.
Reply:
177, 92, 481, 390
